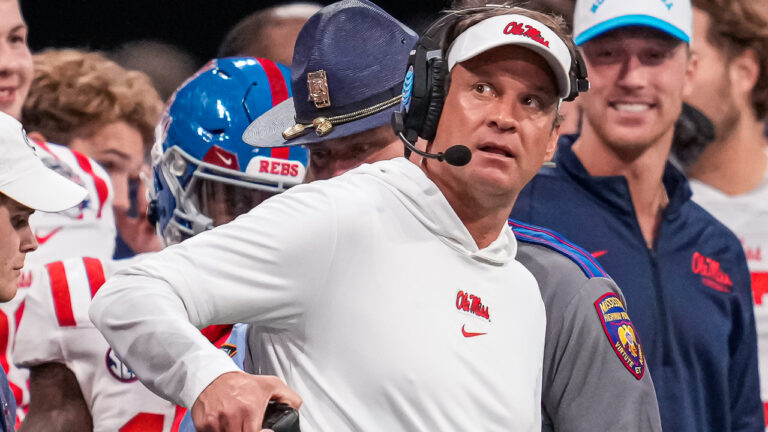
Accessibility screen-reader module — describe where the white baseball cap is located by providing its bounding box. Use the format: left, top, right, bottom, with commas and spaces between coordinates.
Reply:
573, 0, 692, 46
0, 112, 87, 212
446, 14, 573, 99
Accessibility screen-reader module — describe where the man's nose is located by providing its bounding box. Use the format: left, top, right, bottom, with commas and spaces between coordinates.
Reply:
19, 225, 38, 253
616, 55, 648, 91
488, 101, 520, 132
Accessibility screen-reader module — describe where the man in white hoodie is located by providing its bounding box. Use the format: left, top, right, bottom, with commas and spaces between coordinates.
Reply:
90, 2, 574, 431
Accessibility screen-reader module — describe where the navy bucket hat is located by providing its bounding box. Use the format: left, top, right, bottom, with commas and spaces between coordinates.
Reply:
242, 0, 418, 148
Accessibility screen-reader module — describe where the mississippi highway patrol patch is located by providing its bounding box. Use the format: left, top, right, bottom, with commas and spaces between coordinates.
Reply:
594, 293, 645, 380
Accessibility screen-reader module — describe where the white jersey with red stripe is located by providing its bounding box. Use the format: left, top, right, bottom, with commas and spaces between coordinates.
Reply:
690, 169, 768, 428
13, 256, 182, 432
1, 142, 116, 422
25, 141, 116, 268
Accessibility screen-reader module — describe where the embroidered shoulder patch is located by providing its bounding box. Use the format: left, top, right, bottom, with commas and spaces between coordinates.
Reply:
594, 293, 645, 380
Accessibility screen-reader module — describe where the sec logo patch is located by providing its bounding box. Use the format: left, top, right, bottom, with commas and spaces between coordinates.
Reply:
594, 293, 645, 379
105, 348, 138, 383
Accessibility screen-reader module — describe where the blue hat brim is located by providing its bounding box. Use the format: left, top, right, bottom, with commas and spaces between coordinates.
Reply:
242, 97, 396, 148
574, 15, 690, 45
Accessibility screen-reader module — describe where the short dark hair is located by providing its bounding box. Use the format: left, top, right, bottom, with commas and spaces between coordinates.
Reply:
693, 0, 768, 120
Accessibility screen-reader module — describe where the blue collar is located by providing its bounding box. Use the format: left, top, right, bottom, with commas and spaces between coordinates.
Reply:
555, 135, 691, 220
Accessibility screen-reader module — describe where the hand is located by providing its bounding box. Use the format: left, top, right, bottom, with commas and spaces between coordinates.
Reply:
192, 372, 302, 432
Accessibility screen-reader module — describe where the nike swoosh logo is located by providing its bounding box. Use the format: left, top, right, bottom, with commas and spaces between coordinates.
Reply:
217, 152, 233, 165
461, 324, 487, 338
35, 227, 63, 245
591, 250, 608, 258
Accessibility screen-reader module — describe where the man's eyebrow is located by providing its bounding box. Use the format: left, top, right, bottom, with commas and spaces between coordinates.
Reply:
10, 24, 27, 34
98, 148, 132, 160
10, 205, 35, 217
532, 84, 557, 95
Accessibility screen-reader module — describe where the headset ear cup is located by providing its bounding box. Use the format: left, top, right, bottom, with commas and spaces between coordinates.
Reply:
419, 58, 448, 141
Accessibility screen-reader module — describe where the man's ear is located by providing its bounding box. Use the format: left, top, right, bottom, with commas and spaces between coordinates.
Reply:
544, 125, 559, 162
729, 48, 760, 106
26, 131, 47, 144
682, 49, 699, 99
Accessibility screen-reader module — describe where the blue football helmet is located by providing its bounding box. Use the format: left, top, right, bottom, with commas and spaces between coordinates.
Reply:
150, 57, 309, 245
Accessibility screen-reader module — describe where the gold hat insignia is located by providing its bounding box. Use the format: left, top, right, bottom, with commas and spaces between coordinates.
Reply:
307, 70, 331, 108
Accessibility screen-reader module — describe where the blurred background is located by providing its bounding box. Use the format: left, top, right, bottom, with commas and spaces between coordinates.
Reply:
22, 0, 447, 64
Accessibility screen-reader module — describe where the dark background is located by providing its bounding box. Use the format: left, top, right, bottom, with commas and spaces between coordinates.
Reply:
21, 0, 450, 65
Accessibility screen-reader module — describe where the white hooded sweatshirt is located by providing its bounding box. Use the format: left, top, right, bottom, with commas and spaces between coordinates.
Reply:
90, 157, 545, 431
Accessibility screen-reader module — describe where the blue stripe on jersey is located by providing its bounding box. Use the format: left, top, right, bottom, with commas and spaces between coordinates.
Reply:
508, 218, 608, 279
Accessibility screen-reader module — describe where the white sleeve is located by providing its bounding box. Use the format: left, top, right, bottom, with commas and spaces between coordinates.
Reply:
14, 266, 63, 367
89, 186, 338, 407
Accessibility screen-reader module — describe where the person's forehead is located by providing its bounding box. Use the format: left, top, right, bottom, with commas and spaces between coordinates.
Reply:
2, 197, 33, 215
461, 45, 557, 90
0, 0, 24, 25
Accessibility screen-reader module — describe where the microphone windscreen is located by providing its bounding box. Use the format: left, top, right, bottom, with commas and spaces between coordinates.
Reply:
444, 145, 472, 167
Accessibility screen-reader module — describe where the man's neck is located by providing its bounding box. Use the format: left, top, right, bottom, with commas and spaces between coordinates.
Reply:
573, 125, 673, 248
688, 116, 768, 195
421, 163, 516, 250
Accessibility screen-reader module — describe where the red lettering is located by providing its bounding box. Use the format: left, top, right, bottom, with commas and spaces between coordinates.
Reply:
290, 165, 299, 177
259, 161, 269, 173
456, 293, 490, 320
281, 163, 290, 176
270, 161, 280, 174
692, 252, 705, 274
456, 291, 465, 310
745, 246, 763, 262
692, 252, 734, 288
504, 21, 524, 35
503, 22, 550, 47
18, 271, 33, 288
523, 26, 542, 40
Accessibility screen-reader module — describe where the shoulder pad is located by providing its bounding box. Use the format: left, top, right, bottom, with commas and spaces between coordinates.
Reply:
509, 218, 609, 279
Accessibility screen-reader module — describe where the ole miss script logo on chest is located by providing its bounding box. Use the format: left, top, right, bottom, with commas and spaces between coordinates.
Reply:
456, 290, 490, 337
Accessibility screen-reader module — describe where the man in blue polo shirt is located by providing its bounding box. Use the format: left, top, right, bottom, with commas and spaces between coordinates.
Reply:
511, 0, 763, 430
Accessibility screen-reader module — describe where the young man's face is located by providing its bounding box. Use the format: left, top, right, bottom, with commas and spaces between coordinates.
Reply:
0, 0, 33, 120
685, 8, 741, 141
69, 121, 161, 253
427, 45, 560, 201
0, 196, 36, 301
579, 27, 695, 155
69, 120, 145, 213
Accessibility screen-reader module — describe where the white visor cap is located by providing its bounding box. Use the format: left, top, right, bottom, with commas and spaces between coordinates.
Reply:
0, 112, 87, 212
446, 14, 573, 99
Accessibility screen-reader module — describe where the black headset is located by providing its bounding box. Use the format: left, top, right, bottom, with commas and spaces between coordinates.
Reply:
392, 6, 590, 145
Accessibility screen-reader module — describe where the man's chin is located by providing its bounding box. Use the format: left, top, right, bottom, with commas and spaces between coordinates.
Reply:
0, 280, 18, 303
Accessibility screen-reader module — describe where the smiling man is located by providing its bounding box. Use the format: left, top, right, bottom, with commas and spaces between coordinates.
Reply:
88, 1, 588, 431
511, 0, 763, 430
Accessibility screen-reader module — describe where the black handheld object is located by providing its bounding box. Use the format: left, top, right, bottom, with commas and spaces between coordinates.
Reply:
262, 402, 300, 432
